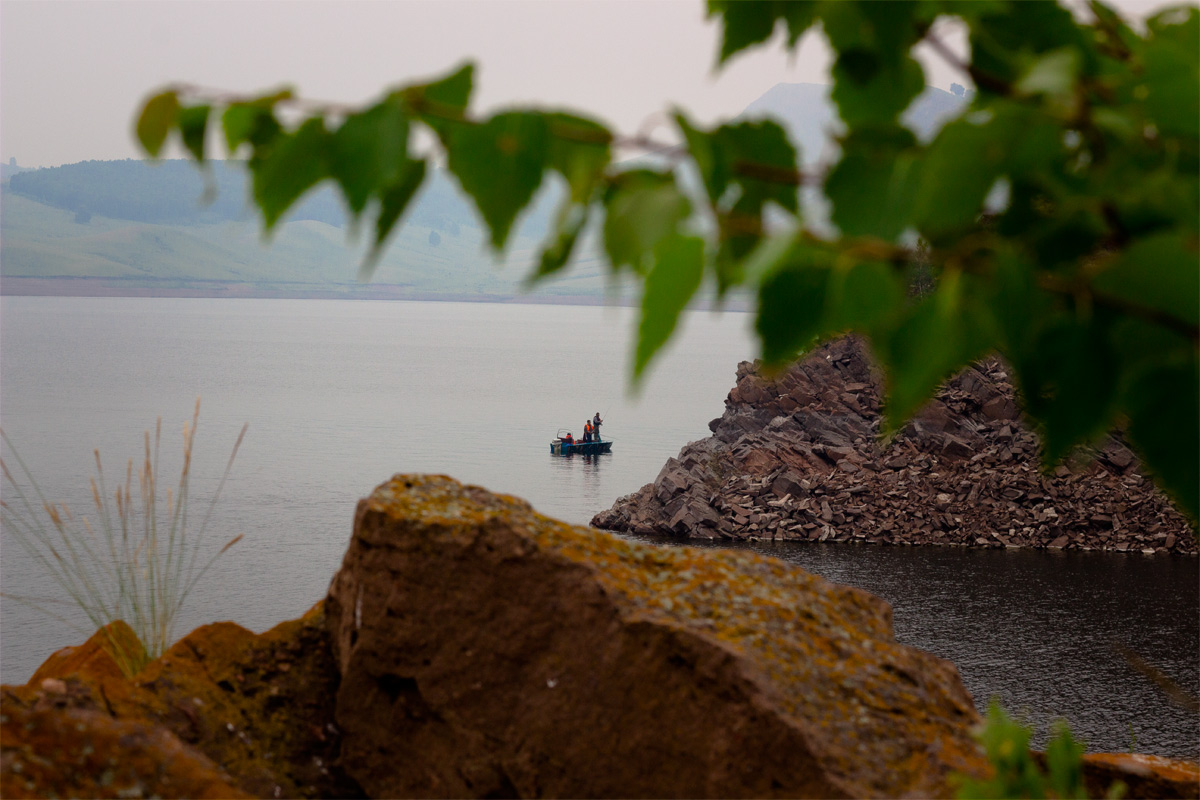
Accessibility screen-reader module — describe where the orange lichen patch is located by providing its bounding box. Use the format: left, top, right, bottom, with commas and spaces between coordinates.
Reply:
126, 607, 357, 798
0, 698, 249, 799
29, 619, 144, 683
335, 474, 990, 798
4, 601, 358, 799
1082, 753, 1200, 799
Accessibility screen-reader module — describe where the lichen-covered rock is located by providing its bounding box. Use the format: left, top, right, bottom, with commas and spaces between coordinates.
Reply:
1080, 753, 1200, 799
326, 474, 989, 799
0, 695, 248, 799
29, 619, 144, 684
1, 603, 362, 799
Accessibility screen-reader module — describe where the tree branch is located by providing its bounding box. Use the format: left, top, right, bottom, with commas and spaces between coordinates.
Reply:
922, 32, 1012, 97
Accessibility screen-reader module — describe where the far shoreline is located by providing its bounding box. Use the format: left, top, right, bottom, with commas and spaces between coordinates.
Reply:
0, 276, 752, 312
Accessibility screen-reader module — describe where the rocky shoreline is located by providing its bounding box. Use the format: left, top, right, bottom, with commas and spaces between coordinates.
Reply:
592, 337, 1196, 554
5, 475, 1198, 799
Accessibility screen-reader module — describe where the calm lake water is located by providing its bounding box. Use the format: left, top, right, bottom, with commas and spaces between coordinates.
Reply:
2, 296, 1196, 758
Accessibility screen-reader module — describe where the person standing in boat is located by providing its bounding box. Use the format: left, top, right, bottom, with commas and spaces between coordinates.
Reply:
583, 420, 593, 443
592, 412, 602, 442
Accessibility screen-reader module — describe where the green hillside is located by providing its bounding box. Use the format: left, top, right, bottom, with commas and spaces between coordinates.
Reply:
1, 185, 617, 301
1, 82, 966, 302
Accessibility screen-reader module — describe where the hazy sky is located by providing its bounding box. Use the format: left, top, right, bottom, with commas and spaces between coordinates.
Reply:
0, 0, 1186, 168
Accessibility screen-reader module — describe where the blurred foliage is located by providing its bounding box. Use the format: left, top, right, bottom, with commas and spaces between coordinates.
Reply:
955, 700, 1124, 800
136, 0, 1199, 522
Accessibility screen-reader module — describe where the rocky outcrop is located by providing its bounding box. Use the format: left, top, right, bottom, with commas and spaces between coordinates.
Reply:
4, 474, 1197, 798
1, 697, 249, 799
325, 474, 990, 798
592, 337, 1196, 553
1, 606, 362, 799
1079, 753, 1200, 799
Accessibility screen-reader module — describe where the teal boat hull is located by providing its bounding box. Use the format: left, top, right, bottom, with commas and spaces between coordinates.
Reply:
550, 439, 612, 456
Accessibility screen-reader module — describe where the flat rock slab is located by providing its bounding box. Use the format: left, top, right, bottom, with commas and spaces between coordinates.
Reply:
326, 474, 988, 799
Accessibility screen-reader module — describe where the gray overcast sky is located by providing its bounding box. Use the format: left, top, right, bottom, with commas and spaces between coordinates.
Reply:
0, 0, 1185, 168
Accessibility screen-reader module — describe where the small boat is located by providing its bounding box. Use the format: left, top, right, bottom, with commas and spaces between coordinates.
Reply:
550, 429, 613, 456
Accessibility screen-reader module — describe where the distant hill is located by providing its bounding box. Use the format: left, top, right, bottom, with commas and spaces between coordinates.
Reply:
1, 83, 967, 302
1, 160, 605, 302
1, 160, 32, 184
6, 158, 558, 235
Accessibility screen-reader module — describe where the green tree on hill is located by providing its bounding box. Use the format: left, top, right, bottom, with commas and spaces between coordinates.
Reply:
135, 0, 1199, 522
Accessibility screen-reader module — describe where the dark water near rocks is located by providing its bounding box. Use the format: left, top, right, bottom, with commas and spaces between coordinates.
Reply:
2, 297, 1196, 758
626, 533, 1199, 758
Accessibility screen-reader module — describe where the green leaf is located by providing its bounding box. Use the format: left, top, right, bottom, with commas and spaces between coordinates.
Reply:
676, 112, 799, 294
1044, 722, 1087, 800
913, 115, 1003, 235
1142, 11, 1200, 138
362, 158, 429, 280
410, 62, 473, 109
443, 111, 550, 250
603, 170, 691, 274
329, 99, 411, 217
913, 107, 1050, 237
826, 260, 905, 332
821, 2, 927, 126
824, 125, 920, 240
1014, 47, 1081, 97
402, 62, 474, 135
363, 158, 427, 280
530, 201, 589, 282
634, 234, 706, 381
957, 701, 1047, 800
675, 113, 798, 213
135, 91, 179, 158
877, 271, 995, 429
833, 52, 925, 127
1093, 232, 1200, 329
250, 117, 329, 230
968, 1, 1090, 93
754, 243, 832, 366
177, 105, 210, 163
1125, 358, 1199, 521
222, 104, 282, 154
707, 1, 818, 64
987, 251, 1054, 354
521, 113, 612, 280
222, 105, 260, 152
1018, 317, 1120, 465
220, 89, 292, 153
754, 245, 904, 368
545, 112, 612, 202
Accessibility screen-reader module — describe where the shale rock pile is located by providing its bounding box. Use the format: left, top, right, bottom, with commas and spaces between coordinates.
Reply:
592, 337, 1195, 554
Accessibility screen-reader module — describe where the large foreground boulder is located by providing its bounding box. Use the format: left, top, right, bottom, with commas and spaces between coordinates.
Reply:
325, 474, 989, 798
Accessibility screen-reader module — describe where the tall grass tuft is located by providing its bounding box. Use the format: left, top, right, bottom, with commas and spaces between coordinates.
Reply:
1, 400, 247, 677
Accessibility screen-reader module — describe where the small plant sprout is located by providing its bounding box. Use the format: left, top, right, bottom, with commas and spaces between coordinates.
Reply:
954, 700, 1101, 800
1, 400, 247, 677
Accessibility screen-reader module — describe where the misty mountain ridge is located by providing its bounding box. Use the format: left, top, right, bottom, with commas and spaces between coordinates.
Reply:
2, 82, 967, 300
